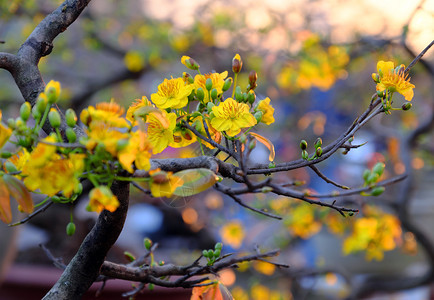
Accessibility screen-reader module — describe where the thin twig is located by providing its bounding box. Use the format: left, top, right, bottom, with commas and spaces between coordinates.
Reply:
9, 200, 54, 226
309, 165, 350, 190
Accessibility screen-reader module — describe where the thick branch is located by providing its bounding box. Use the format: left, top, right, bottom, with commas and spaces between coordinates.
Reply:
43, 180, 130, 300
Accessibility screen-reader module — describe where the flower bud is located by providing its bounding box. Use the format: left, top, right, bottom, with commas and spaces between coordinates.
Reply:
7, 118, 15, 129
48, 108, 61, 128
45, 80, 61, 104
65, 108, 77, 127
402, 102, 412, 111
20, 102, 31, 121
206, 102, 215, 111
196, 87, 205, 101
371, 186, 385, 196
363, 169, 370, 182
239, 134, 247, 144
232, 54, 242, 73
215, 242, 223, 250
66, 222, 76, 236
315, 147, 322, 157
376, 90, 385, 98
372, 73, 380, 83
202, 250, 209, 257
249, 139, 256, 150
144, 238, 152, 250
249, 70, 257, 86
66, 127, 77, 143
254, 111, 263, 123
268, 161, 276, 168
235, 86, 243, 102
247, 90, 256, 104
205, 78, 213, 91
4, 161, 18, 173
300, 140, 308, 150
222, 78, 233, 92
314, 137, 322, 149
302, 150, 309, 160
1, 151, 12, 159
182, 72, 194, 84
181, 56, 200, 70
36, 93, 48, 114
367, 172, 379, 184
74, 183, 83, 195
207, 250, 214, 258
214, 249, 221, 257
210, 88, 218, 100
372, 162, 385, 176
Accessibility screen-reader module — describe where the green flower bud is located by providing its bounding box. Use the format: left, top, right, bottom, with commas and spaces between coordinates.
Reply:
247, 90, 256, 104
65, 108, 77, 127
372, 162, 385, 177
36, 95, 48, 115
268, 161, 276, 168
367, 172, 379, 184
376, 90, 385, 98
315, 137, 322, 149
123, 251, 136, 262
51, 195, 61, 202
206, 102, 215, 112
207, 250, 214, 258
73, 183, 83, 195
210, 88, 218, 100
300, 140, 308, 150
32, 106, 41, 120
254, 111, 263, 123
302, 150, 309, 160
66, 127, 77, 143
402, 102, 412, 111
66, 222, 76, 236
45, 80, 61, 104
235, 86, 243, 102
239, 134, 247, 144
4, 161, 18, 173
196, 88, 205, 101
7, 118, 15, 129
1, 152, 12, 159
249, 139, 256, 150
363, 169, 371, 182
315, 147, 322, 157
215, 242, 223, 250
205, 78, 213, 91
222, 78, 233, 92
202, 250, 209, 257
20, 102, 31, 121
214, 249, 221, 257
48, 109, 61, 128
371, 186, 385, 196
144, 238, 152, 250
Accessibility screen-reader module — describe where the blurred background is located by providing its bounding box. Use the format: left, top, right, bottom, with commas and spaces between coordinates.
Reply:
0, 0, 433, 299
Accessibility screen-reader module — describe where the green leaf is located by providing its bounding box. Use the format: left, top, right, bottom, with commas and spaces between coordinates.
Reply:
3, 174, 33, 214
0, 177, 12, 223
173, 168, 218, 197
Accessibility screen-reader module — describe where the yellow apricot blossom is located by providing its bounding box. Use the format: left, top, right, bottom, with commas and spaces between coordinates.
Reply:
126, 96, 154, 124
88, 186, 119, 213
147, 110, 177, 154
83, 122, 129, 157
194, 71, 228, 103
211, 98, 257, 136
255, 97, 275, 125
374, 61, 415, 101
27, 135, 57, 168
151, 77, 194, 109
22, 153, 85, 197
44, 80, 61, 103
220, 220, 245, 249
149, 168, 184, 198
7, 148, 30, 172
118, 129, 152, 173
80, 100, 129, 128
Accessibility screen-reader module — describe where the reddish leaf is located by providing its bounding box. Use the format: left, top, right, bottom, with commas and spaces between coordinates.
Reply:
249, 132, 275, 161
3, 174, 33, 214
0, 177, 12, 223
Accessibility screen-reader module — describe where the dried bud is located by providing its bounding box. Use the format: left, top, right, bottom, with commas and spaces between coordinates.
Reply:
249, 70, 258, 86
314, 137, 322, 149
232, 53, 242, 73
181, 56, 200, 70
300, 140, 308, 150
315, 147, 322, 157
402, 102, 412, 111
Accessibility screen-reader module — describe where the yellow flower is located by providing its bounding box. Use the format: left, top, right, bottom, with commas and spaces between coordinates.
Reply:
118, 129, 152, 173
149, 168, 184, 198
126, 96, 154, 124
0, 117, 12, 149
220, 220, 245, 249
151, 77, 194, 109
7, 148, 30, 173
255, 97, 275, 125
194, 71, 228, 103
22, 153, 85, 197
80, 100, 129, 128
124, 51, 145, 73
147, 110, 177, 154
211, 98, 257, 136
374, 61, 415, 101
88, 186, 119, 213
28, 135, 57, 168
84, 122, 129, 157
44, 80, 61, 103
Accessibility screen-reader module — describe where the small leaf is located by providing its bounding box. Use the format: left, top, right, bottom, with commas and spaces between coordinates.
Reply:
173, 168, 218, 197
0, 177, 12, 223
3, 174, 33, 214
249, 132, 275, 161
